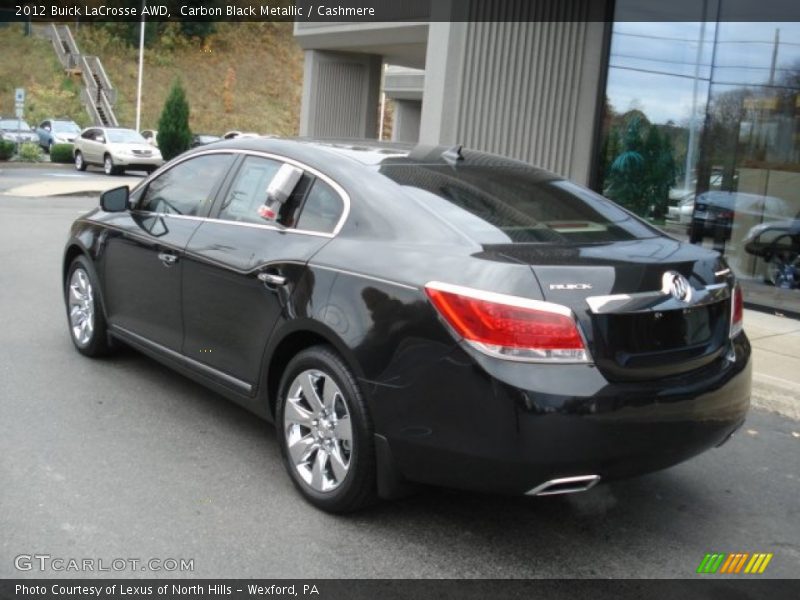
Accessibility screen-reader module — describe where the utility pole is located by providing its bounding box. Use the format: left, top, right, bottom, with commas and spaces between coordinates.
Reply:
135, 1, 146, 132
768, 28, 780, 86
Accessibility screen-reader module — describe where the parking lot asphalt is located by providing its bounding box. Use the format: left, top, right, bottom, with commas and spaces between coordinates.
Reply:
1, 192, 798, 579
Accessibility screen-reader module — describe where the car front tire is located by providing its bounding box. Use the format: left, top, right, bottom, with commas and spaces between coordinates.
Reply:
74, 151, 87, 171
103, 154, 118, 176
65, 256, 112, 357
277, 346, 377, 513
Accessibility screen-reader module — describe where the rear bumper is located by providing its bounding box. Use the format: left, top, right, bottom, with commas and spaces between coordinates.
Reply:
368, 335, 751, 495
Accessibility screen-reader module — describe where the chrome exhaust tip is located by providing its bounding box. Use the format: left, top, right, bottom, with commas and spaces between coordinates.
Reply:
525, 475, 601, 496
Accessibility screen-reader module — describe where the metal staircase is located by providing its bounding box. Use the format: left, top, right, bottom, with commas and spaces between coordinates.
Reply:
42, 24, 119, 127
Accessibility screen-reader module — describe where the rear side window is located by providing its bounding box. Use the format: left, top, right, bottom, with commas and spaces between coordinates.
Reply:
295, 180, 344, 234
139, 154, 234, 216
380, 164, 658, 243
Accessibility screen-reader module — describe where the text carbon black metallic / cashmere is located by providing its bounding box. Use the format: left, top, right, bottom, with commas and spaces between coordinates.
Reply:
62, 138, 751, 512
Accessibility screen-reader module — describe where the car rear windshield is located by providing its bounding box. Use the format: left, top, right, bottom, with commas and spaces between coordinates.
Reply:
0, 119, 32, 130
380, 164, 660, 244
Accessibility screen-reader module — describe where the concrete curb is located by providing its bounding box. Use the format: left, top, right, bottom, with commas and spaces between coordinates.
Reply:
752, 375, 800, 421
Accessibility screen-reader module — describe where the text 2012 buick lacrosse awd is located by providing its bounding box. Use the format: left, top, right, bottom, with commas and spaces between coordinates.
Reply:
62, 139, 750, 512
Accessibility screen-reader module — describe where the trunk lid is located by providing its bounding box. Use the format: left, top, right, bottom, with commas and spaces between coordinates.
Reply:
485, 238, 733, 381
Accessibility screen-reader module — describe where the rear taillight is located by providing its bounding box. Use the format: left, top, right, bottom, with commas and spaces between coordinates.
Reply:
425, 281, 590, 362
730, 283, 744, 338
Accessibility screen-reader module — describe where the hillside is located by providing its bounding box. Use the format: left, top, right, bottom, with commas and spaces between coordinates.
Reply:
1, 22, 304, 136
75, 22, 303, 135
0, 23, 88, 127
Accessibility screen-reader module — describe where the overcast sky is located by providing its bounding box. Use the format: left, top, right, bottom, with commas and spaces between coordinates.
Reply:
607, 21, 800, 124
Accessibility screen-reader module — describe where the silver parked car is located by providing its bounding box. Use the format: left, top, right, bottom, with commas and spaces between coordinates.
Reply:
36, 118, 81, 152
0, 117, 39, 145
73, 127, 164, 175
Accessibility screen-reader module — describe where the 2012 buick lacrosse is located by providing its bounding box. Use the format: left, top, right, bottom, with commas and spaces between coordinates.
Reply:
62, 138, 751, 512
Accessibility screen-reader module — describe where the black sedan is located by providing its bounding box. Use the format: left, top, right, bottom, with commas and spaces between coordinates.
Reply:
62, 139, 751, 512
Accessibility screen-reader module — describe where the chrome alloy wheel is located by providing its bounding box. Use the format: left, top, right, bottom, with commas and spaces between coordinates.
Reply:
283, 369, 353, 493
68, 268, 95, 346
104, 155, 113, 175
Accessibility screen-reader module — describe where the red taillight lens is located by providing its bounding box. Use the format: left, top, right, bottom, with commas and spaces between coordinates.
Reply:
425, 282, 589, 362
731, 283, 744, 337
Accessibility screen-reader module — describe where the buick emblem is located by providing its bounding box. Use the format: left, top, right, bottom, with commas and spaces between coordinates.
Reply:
662, 271, 692, 303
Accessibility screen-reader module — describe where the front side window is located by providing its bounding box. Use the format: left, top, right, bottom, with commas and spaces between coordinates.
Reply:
217, 156, 283, 224
139, 154, 234, 216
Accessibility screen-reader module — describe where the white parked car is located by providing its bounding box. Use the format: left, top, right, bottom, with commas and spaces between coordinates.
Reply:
222, 130, 260, 140
73, 127, 163, 175
667, 192, 695, 225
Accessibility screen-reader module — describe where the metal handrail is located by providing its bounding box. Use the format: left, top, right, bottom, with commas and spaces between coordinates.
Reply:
89, 56, 117, 105
98, 91, 118, 127
60, 25, 80, 57
79, 54, 99, 99
80, 88, 103, 125
49, 24, 69, 68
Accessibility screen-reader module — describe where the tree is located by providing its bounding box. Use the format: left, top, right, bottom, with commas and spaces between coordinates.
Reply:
605, 116, 677, 219
606, 116, 647, 214
157, 79, 192, 161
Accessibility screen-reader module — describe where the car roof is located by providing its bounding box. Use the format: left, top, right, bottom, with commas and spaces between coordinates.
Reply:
203, 137, 557, 176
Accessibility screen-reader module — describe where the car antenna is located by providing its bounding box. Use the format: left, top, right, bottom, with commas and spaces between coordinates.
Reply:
442, 145, 464, 166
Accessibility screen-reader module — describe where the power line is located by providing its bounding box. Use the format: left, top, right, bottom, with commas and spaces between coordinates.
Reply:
614, 31, 800, 47
611, 52, 800, 72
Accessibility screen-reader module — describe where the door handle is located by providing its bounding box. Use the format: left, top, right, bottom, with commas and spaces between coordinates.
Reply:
158, 251, 178, 266
257, 272, 287, 286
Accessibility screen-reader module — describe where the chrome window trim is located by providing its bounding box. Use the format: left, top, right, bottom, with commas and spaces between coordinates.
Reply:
131, 148, 351, 239
586, 282, 730, 314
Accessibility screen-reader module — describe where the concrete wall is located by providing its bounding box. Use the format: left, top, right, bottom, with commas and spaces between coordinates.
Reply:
391, 100, 422, 142
294, 0, 612, 184
298, 50, 382, 138
419, 1, 611, 184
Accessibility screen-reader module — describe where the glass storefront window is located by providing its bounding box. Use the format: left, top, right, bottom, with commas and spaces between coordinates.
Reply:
599, 12, 800, 314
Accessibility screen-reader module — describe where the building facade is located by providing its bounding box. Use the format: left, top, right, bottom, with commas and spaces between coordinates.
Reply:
294, 0, 800, 314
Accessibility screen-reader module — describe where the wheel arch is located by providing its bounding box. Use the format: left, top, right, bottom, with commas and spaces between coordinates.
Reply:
63, 242, 88, 288
262, 320, 365, 420
63, 241, 111, 322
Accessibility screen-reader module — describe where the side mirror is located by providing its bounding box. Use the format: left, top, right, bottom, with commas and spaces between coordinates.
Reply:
100, 186, 129, 212
260, 164, 303, 220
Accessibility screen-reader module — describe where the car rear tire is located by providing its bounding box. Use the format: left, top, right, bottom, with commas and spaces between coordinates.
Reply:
74, 151, 87, 171
276, 346, 377, 513
65, 256, 112, 357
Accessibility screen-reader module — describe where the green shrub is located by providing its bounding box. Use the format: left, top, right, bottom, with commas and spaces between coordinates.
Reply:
0, 140, 14, 160
157, 79, 192, 161
50, 143, 75, 163
17, 142, 44, 162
